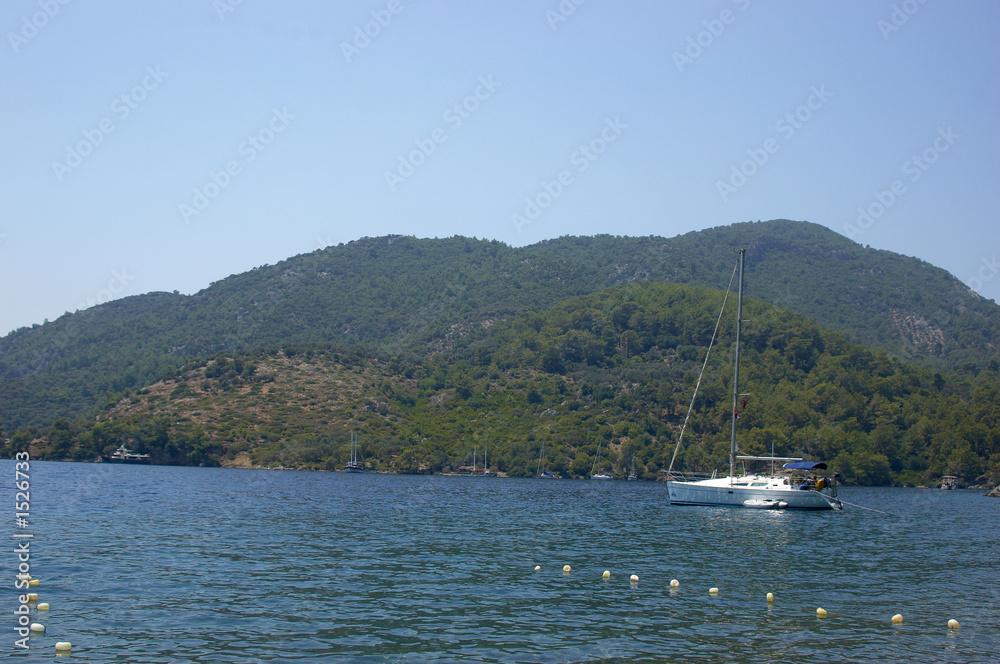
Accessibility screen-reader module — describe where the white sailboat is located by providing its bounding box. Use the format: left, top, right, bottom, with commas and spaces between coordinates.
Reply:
665, 249, 842, 511
537, 442, 554, 478
627, 453, 638, 481
590, 440, 613, 480
344, 432, 363, 473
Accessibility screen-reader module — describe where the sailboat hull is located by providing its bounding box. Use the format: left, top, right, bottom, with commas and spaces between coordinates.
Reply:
667, 479, 840, 510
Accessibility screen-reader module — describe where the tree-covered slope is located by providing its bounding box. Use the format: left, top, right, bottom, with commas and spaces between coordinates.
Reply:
529, 220, 998, 369
1, 220, 997, 430
10, 282, 998, 488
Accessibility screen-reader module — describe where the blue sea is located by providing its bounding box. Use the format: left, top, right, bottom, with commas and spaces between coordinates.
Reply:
6, 460, 999, 662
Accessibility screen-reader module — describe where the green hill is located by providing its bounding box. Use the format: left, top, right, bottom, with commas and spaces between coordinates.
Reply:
9, 281, 998, 488
1, 220, 998, 433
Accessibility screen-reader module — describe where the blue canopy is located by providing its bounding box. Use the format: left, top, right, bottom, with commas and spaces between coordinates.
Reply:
783, 461, 828, 471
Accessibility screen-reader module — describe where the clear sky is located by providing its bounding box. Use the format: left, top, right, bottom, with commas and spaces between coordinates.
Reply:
2, 0, 998, 336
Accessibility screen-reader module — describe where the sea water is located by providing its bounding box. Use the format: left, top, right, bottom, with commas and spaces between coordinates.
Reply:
7, 460, 999, 662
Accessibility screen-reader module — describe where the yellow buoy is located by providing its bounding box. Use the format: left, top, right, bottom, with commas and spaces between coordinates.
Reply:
816, 607, 827, 617
30, 623, 45, 632
602, 570, 610, 580
563, 565, 571, 573
630, 574, 639, 583
767, 592, 774, 603
709, 587, 719, 595
29, 579, 40, 587
534, 565, 540, 571
26, 593, 38, 603
37, 603, 50, 611
891, 614, 903, 625
670, 579, 680, 588
948, 619, 960, 629
55, 642, 72, 651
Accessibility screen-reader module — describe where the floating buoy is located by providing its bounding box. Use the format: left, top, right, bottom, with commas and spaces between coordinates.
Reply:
948, 619, 960, 629
55, 642, 72, 651
816, 607, 827, 617
630, 574, 639, 583
602, 570, 610, 580
709, 587, 719, 595
37, 603, 49, 611
767, 592, 774, 603
563, 565, 571, 573
29, 579, 40, 587
534, 565, 540, 571
891, 614, 903, 625
30, 623, 45, 633
26, 593, 38, 602
670, 579, 679, 588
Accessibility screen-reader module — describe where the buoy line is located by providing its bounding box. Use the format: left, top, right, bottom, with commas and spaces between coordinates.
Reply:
532, 566, 964, 634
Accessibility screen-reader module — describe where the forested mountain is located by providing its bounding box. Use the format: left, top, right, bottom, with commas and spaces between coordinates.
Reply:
1, 220, 997, 434
7, 282, 997, 487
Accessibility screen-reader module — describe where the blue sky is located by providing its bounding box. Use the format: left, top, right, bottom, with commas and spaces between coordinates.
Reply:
2, 0, 998, 335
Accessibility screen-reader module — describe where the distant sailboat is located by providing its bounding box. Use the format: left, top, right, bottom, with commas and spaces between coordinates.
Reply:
537, 442, 554, 479
482, 443, 495, 477
344, 432, 363, 473
456, 445, 493, 476
627, 453, 638, 481
590, 440, 613, 480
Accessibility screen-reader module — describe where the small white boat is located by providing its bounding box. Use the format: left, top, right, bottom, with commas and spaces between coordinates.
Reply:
102, 443, 150, 464
590, 440, 613, 480
627, 453, 638, 481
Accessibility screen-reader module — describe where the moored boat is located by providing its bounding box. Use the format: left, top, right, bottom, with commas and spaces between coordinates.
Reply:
102, 443, 151, 464
590, 440, 613, 480
345, 432, 363, 472
665, 249, 842, 511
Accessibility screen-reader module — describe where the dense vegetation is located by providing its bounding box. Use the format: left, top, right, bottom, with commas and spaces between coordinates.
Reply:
2, 220, 998, 432
7, 282, 998, 488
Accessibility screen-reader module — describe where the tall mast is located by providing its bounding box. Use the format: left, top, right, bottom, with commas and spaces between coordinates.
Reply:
729, 248, 745, 480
